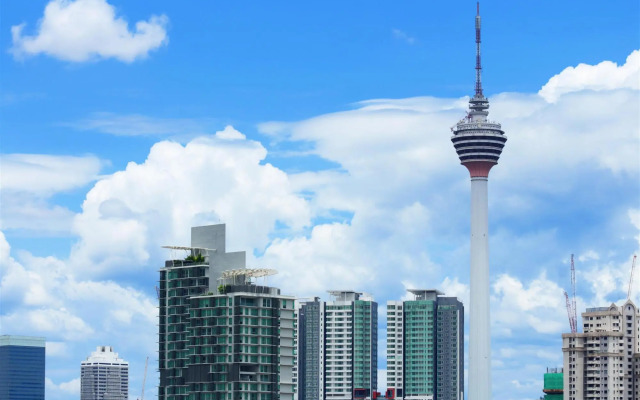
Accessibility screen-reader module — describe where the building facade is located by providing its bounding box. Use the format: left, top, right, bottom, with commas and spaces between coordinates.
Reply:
386, 290, 464, 400
159, 224, 295, 400
81, 346, 129, 400
297, 291, 378, 400
562, 300, 640, 399
0, 335, 45, 400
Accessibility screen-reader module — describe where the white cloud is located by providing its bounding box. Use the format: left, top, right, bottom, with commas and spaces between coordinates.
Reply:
392, 29, 416, 45
216, 125, 246, 140
46, 377, 80, 397
0, 154, 102, 235
11, 0, 168, 63
492, 273, 567, 335
69, 113, 217, 137
69, 129, 310, 276
539, 50, 640, 102
45, 341, 69, 357
0, 154, 101, 195
58, 378, 80, 394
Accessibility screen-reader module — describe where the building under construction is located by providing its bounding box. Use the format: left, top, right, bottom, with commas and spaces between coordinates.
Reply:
541, 367, 562, 400
562, 300, 640, 399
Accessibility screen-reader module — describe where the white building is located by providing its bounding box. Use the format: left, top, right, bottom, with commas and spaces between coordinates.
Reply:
387, 290, 464, 400
562, 300, 640, 399
297, 291, 378, 400
81, 346, 129, 400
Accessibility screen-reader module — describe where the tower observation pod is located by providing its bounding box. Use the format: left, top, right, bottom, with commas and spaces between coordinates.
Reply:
451, 3, 506, 400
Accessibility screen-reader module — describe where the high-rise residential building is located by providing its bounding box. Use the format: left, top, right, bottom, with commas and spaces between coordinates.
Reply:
562, 300, 640, 399
81, 346, 129, 400
159, 224, 295, 400
450, 5, 507, 400
297, 291, 378, 400
386, 290, 464, 400
0, 335, 45, 400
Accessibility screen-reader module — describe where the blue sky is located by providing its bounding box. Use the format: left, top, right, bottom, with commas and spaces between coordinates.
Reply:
1, 1, 639, 399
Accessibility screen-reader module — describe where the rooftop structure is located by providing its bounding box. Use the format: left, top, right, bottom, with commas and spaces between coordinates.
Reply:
450, 4, 507, 400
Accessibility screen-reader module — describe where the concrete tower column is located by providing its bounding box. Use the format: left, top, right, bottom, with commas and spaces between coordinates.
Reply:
469, 174, 491, 399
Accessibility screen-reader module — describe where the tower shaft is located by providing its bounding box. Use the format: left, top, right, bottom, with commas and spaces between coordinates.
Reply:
450, 4, 507, 400
469, 177, 491, 399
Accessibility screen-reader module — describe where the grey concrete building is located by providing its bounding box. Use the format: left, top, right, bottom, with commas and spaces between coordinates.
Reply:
563, 300, 640, 399
81, 346, 129, 400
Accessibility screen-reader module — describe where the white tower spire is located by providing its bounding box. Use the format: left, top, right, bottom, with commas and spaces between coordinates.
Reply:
451, 3, 507, 400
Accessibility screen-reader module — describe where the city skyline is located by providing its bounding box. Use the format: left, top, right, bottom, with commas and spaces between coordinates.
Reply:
1, 1, 639, 400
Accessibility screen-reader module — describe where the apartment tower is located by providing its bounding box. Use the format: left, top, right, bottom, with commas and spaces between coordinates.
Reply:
159, 224, 295, 400
562, 300, 640, 399
80, 346, 129, 400
297, 291, 378, 400
386, 290, 464, 400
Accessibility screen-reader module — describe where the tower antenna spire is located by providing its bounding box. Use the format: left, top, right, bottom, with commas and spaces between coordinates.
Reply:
475, 2, 483, 97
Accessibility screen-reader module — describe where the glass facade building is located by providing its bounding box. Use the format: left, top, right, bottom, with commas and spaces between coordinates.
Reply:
0, 335, 46, 400
159, 224, 294, 400
386, 290, 463, 400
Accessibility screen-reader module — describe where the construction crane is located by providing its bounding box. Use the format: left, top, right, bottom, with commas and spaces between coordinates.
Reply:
570, 254, 577, 331
628, 255, 637, 300
138, 356, 148, 400
564, 290, 577, 333
563, 254, 578, 333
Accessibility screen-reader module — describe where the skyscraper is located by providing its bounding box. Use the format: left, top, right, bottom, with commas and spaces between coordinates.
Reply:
159, 224, 295, 400
0, 335, 45, 400
297, 291, 378, 400
562, 300, 639, 399
80, 346, 129, 400
159, 224, 245, 400
386, 290, 464, 400
450, 4, 507, 400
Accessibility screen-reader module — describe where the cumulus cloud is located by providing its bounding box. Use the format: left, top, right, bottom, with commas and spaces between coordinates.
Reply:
69, 127, 310, 276
492, 273, 567, 335
539, 50, 640, 102
10, 0, 168, 63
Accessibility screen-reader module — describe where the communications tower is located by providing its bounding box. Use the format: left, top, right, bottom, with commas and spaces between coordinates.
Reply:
451, 4, 507, 400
